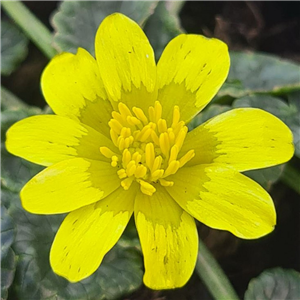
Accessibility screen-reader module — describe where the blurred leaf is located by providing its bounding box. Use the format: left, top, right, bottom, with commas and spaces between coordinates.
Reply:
144, 1, 185, 60
233, 94, 300, 158
243, 165, 284, 191
217, 52, 300, 98
1, 86, 29, 110
281, 164, 300, 195
52, 0, 159, 56
1, 204, 17, 300
188, 104, 231, 131
1, 19, 28, 76
244, 268, 300, 300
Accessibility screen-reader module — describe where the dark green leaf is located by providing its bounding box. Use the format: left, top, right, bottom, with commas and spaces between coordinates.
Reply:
217, 52, 300, 98
188, 104, 231, 131
1, 19, 28, 76
52, 1, 159, 56
1, 204, 17, 300
233, 94, 300, 157
144, 1, 185, 60
244, 268, 300, 300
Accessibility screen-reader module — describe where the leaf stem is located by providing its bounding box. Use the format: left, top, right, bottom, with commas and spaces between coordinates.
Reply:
196, 238, 240, 300
1, 1, 57, 59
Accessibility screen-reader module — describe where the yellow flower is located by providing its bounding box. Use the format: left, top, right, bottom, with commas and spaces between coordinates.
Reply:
6, 13, 294, 290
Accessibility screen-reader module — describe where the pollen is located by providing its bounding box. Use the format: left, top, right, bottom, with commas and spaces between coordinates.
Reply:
100, 101, 195, 196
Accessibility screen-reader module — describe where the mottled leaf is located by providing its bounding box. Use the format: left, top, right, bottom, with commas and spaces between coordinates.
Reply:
144, 1, 185, 60
1, 20, 28, 76
1, 204, 17, 300
217, 52, 300, 98
244, 268, 300, 300
52, 0, 159, 56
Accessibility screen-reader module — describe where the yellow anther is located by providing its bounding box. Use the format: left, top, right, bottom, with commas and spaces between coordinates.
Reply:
179, 149, 195, 168
122, 149, 131, 166
121, 177, 134, 190
159, 178, 174, 187
109, 119, 123, 135
117, 169, 127, 179
163, 160, 180, 178
111, 155, 118, 167
99, 147, 116, 159
133, 107, 148, 125
159, 132, 170, 157
148, 106, 155, 122
127, 116, 141, 126
118, 137, 125, 151
175, 127, 188, 151
132, 151, 141, 163
172, 106, 180, 128
138, 180, 156, 196
111, 111, 124, 124
151, 169, 164, 181
135, 165, 147, 178
118, 102, 132, 118
151, 155, 162, 173
169, 145, 179, 165
127, 162, 137, 177
145, 143, 155, 169
167, 128, 175, 145
151, 130, 160, 145
110, 129, 119, 147
120, 127, 131, 138
154, 101, 162, 122
157, 119, 168, 133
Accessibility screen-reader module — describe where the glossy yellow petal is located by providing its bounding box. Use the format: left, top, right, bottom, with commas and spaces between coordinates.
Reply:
41, 48, 113, 136
157, 34, 230, 123
6, 115, 117, 166
21, 158, 120, 214
95, 13, 157, 112
50, 186, 136, 282
134, 186, 198, 290
182, 108, 294, 171
166, 164, 276, 239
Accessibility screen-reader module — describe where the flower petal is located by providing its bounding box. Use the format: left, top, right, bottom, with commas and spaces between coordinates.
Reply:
6, 115, 117, 166
95, 13, 157, 111
134, 186, 198, 290
21, 158, 120, 214
50, 186, 136, 282
166, 164, 276, 239
182, 108, 294, 171
157, 34, 230, 123
41, 48, 113, 136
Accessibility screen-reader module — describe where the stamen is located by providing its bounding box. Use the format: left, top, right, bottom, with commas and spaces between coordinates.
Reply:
102, 102, 195, 196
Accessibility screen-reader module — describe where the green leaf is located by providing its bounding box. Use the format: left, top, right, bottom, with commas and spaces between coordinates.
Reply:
217, 52, 300, 98
52, 0, 159, 56
188, 104, 231, 131
1, 204, 17, 300
244, 268, 300, 300
233, 94, 300, 158
1, 19, 28, 76
143, 1, 185, 61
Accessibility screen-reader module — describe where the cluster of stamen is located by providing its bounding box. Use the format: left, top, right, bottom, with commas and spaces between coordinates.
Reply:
100, 101, 195, 196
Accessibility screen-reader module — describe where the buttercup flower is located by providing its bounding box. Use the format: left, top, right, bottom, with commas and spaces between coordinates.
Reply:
6, 13, 294, 289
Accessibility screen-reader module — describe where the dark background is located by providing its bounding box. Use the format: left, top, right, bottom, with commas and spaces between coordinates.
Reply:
2, 2, 300, 300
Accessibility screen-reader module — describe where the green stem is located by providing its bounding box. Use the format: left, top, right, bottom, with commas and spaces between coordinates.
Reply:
196, 238, 240, 300
1, 1, 57, 59
281, 163, 300, 195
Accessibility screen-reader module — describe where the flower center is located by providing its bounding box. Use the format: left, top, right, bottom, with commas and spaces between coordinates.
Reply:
100, 101, 195, 196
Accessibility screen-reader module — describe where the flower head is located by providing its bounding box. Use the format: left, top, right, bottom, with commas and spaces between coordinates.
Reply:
6, 13, 294, 290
